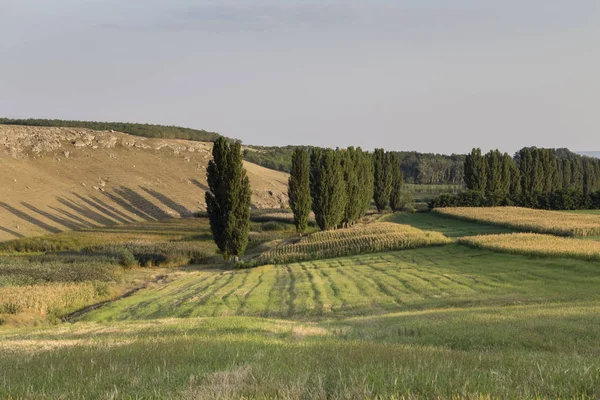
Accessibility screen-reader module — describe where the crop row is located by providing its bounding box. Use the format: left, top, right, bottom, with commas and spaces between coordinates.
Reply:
459, 233, 600, 261
256, 223, 450, 265
434, 207, 600, 237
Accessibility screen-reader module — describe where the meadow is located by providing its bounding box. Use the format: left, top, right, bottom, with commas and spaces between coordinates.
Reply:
2, 211, 600, 398
434, 206, 600, 236
2, 244, 600, 398
459, 233, 600, 261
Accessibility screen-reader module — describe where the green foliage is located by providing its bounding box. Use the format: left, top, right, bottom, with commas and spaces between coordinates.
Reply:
0, 118, 220, 142
118, 249, 138, 268
389, 152, 405, 212
341, 147, 373, 225
243, 145, 312, 172
288, 148, 312, 234
242, 145, 465, 185
309, 148, 347, 230
206, 138, 252, 261
464, 148, 487, 193
373, 149, 392, 212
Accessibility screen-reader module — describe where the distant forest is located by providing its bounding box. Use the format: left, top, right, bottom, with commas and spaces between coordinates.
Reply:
0, 118, 221, 142
244, 146, 465, 185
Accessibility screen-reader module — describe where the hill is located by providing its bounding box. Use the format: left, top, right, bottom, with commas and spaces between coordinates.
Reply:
0, 125, 289, 241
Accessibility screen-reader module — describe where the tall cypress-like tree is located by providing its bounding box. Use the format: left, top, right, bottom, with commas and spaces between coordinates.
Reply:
509, 158, 521, 200
310, 148, 347, 230
485, 150, 502, 199
355, 148, 374, 219
519, 148, 533, 201
206, 137, 251, 262
342, 147, 367, 226
373, 149, 392, 212
389, 152, 405, 212
288, 148, 312, 235
464, 148, 487, 194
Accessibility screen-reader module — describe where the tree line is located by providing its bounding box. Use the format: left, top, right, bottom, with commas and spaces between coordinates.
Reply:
288, 148, 405, 234
244, 145, 465, 185
432, 147, 600, 210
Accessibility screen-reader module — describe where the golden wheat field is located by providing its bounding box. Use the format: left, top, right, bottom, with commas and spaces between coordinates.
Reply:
459, 233, 600, 261
434, 207, 600, 236
257, 222, 450, 265
0, 282, 109, 319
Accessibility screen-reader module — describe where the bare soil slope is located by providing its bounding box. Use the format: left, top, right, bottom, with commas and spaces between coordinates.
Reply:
0, 125, 289, 241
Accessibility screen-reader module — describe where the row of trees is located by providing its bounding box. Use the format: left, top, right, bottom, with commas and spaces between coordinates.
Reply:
288, 148, 404, 234
243, 145, 465, 185
448, 147, 600, 209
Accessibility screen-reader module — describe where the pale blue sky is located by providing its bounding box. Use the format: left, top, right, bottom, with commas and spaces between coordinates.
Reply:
1, 1, 599, 154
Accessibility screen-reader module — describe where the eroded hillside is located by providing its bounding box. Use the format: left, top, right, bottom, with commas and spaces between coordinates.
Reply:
0, 125, 289, 241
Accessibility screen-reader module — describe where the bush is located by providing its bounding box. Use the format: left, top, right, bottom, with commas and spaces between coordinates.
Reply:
118, 249, 138, 268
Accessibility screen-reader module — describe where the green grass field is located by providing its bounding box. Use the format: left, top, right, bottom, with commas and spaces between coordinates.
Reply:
81, 245, 600, 321
2, 213, 600, 398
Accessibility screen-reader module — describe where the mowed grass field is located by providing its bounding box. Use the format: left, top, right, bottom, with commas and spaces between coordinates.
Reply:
82, 245, 600, 321
2, 211, 600, 398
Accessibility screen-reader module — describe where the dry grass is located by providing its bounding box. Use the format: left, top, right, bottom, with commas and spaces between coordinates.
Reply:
434, 207, 600, 236
256, 222, 450, 265
0, 282, 110, 318
459, 233, 600, 261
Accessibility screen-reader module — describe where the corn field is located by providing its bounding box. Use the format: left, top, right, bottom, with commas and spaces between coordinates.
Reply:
434, 207, 600, 237
459, 233, 600, 261
256, 222, 450, 265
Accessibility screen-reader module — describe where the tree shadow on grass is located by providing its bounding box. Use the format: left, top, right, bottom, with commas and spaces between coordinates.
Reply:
0, 186, 204, 239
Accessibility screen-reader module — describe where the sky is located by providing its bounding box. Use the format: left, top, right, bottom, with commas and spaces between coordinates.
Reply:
1, 0, 599, 155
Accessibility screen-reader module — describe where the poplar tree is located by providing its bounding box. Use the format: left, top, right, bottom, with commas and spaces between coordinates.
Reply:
485, 150, 502, 200
288, 148, 312, 235
389, 152, 405, 212
341, 147, 363, 226
355, 149, 374, 219
206, 137, 251, 262
373, 149, 392, 212
500, 153, 513, 198
310, 148, 347, 230
464, 148, 487, 194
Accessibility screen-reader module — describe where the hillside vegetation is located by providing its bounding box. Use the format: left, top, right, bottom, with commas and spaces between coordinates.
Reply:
0, 118, 220, 142
0, 125, 289, 241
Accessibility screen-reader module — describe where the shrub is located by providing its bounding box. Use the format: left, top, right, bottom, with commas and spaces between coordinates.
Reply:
118, 249, 138, 268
